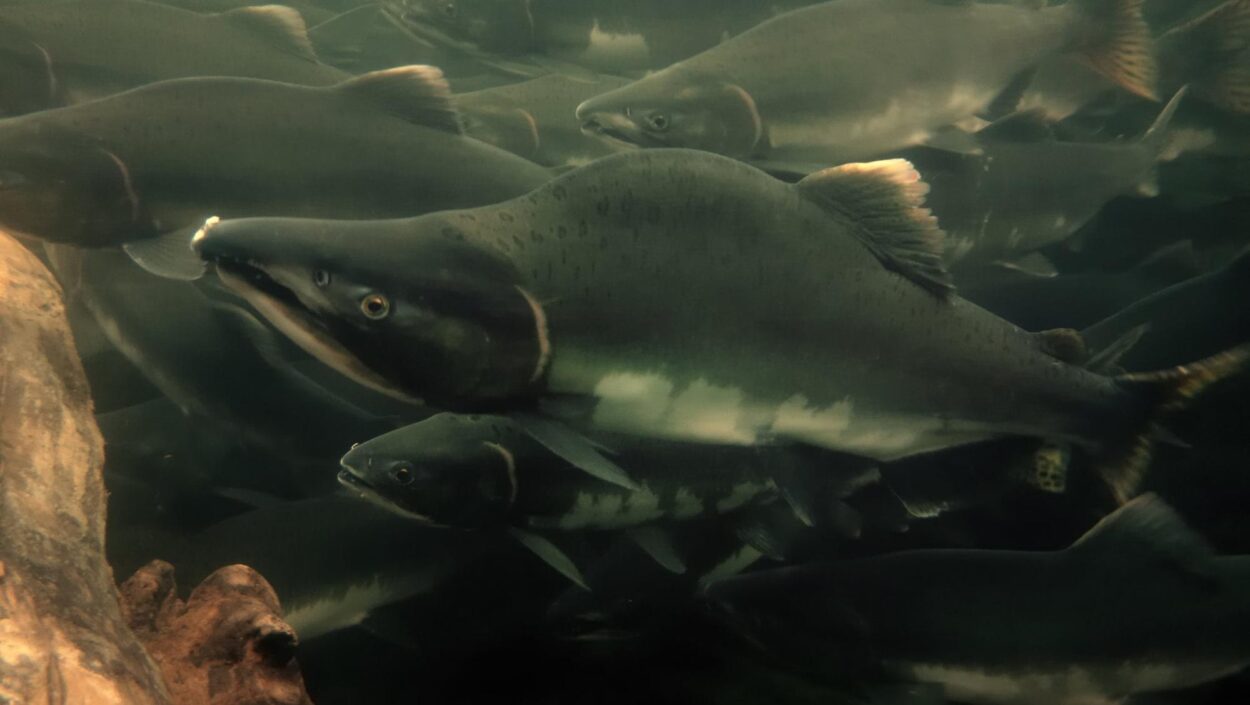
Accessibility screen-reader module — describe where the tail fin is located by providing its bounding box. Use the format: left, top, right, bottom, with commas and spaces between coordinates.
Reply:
1163, 0, 1250, 115
1099, 344, 1250, 502
1076, 0, 1159, 100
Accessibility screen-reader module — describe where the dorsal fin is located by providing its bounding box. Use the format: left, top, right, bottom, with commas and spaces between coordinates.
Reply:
335, 65, 464, 134
977, 109, 1055, 142
796, 159, 953, 297
220, 5, 318, 62
1069, 493, 1213, 572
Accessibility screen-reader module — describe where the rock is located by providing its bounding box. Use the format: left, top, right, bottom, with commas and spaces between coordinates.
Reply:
119, 561, 314, 705
0, 231, 171, 704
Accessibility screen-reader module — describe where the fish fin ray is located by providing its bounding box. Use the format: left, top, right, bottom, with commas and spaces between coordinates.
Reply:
511, 414, 640, 491
796, 159, 953, 298
336, 65, 464, 134
123, 228, 207, 281
1069, 493, 1213, 570
509, 527, 589, 590
626, 526, 687, 574
220, 5, 319, 62
1166, 0, 1250, 115
1075, 0, 1158, 100
1084, 323, 1149, 375
1099, 344, 1250, 501
1140, 86, 1188, 166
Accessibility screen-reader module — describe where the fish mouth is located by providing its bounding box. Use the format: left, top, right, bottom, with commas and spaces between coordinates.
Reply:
578, 114, 665, 148
337, 464, 439, 525
201, 244, 419, 404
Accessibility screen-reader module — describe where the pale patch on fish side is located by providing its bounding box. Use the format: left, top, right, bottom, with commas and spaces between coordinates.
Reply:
591, 371, 674, 429
899, 659, 1248, 705
284, 574, 436, 641
589, 373, 757, 443
770, 394, 854, 444
715, 481, 771, 513
668, 379, 752, 442
553, 483, 666, 530
671, 487, 704, 519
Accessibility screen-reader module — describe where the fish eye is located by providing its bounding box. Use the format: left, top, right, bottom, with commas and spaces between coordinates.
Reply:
393, 464, 415, 485
360, 293, 391, 320
313, 269, 331, 288
646, 113, 669, 131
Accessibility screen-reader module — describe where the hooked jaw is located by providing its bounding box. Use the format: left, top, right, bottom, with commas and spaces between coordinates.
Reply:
337, 448, 438, 524
576, 99, 657, 147
191, 216, 421, 403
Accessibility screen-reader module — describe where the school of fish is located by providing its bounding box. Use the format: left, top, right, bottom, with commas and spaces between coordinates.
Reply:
8, 0, 1250, 703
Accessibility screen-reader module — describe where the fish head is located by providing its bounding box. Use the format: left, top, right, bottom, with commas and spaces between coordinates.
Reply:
0, 137, 147, 246
576, 71, 763, 158
338, 413, 521, 527
192, 215, 546, 408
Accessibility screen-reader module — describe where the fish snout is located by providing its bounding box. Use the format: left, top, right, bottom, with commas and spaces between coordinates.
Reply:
189, 215, 221, 256
577, 106, 645, 145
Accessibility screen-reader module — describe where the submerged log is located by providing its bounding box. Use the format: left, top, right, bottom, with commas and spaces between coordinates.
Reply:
0, 232, 171, 703
119, 561, 313, 705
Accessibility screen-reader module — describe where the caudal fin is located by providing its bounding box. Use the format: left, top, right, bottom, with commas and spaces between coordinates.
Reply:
1099, 344, 1250, 502
1077, 0, 1159, 100
1162, 0, 1250, 115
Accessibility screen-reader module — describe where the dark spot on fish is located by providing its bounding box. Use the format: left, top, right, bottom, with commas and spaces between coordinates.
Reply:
556, 225, 567, 239
578, 220, 588, 238
596, 196, 610, 216
441, 227, 464, 242
511, 234, 525, 250
529, 229, 543, 243
499, 212, 515, 223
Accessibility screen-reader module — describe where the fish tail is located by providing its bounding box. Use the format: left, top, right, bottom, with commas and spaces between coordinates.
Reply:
1099, 344, 1250, 502
1170, 0, 1250, 115
1075, 0, 1158, 100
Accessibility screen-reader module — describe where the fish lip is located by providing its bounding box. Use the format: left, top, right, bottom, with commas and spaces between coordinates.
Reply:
210, 255, 296, 306
337, 464, 441, 526
336, 466, 374, 491
579, 115, 665, 148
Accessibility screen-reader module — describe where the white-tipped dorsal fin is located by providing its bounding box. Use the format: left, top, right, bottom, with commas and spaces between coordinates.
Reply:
336, 65, 464, 135
1069, 493, 1213, 572
796, 159, 953, 297
220, 5, 318, 62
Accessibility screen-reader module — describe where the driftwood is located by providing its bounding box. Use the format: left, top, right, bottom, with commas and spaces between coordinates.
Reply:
0, 231, 171, 703
119, 561, 313, 705
0, 232, 315, 704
